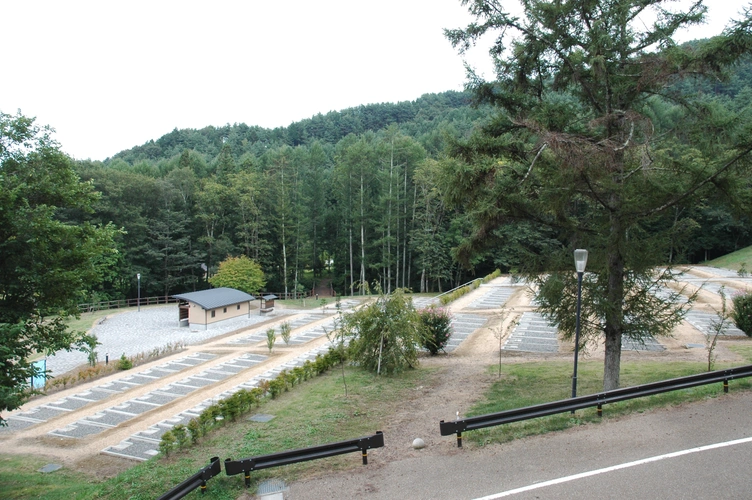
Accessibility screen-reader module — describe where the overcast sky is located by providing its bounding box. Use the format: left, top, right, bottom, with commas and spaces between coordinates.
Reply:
2, 1, 749, 161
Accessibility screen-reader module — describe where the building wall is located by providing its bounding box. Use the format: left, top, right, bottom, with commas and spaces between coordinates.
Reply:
186, 301, 254, 326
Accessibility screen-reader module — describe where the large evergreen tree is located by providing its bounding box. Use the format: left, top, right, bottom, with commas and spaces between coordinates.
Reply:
443, 0, 752, 390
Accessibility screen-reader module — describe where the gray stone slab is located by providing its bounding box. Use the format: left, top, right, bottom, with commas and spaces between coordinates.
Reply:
111, 401, 159, 415
47, 397, 94, 411
133, 425, 170, 442
179, 377, 216, 387
89, 410, 136, 426
135, 393, 179, 405
159, 383, 198, 395
503, 312, 560, 353
97, 380, 138, 392
215, 364, 245, 374
18, 406, 69, 421
119, 375, 159, 385
83, 388, 118, 401
0, 418, 39, 433
193, 371, 227, 381
102, 437, 160, 462
137, 368, 176, 378
249, 413, 275, 423
622, 336, 665, 352
685, 311, 747, 337
38, 464, 62, 473
49, 420, 111, 438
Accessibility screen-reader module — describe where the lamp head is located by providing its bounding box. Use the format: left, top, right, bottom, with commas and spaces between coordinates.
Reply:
574, 249, 588, 273
137, 273, 141, 280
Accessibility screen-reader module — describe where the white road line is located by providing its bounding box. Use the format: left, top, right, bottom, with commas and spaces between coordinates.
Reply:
473, 436, 752, 499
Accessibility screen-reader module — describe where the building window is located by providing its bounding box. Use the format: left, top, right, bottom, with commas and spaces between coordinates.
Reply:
237, 304, 241, 310
211, 310, 216, 318
223, 307, 227, 313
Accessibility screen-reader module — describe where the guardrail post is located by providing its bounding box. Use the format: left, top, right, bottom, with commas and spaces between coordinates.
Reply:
597, 404, 602, 418
457, 431, 462, 448
724, 379, 729, 393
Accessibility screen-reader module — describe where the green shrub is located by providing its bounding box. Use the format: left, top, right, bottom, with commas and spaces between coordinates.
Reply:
172, 424, 189, 448
268, 379, 284, 399
266, 328, 276, 353
187, 418, 201, 444
249, 387, 264, 405
732, 292, 752, 336
339, 287, 422, 374
159, 430, 176, 456
117, 353, 133, 370
280, 321, 292, 345
419, 306, 453, 355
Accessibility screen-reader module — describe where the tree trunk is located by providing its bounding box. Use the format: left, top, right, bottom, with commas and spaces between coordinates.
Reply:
603, 213, 625, 391
360, 173, 366, 295
349, 224, 354, 297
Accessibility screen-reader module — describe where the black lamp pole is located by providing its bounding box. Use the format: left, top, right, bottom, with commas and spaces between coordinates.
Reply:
571, 249, 588, 401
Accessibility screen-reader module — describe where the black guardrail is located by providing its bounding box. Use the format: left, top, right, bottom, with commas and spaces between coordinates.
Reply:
441, 364, 752, 447
157, 456, 222, 499
224, 431, 384, 487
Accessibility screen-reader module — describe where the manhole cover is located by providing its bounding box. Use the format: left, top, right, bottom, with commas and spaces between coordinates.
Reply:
248, 413, 275, 423
39, 464, 62, 473
258, 478, 287, 495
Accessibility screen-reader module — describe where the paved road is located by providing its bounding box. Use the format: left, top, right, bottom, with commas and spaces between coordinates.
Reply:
289, 391, 752, 499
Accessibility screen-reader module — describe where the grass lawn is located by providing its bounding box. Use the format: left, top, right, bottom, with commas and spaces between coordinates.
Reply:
705, 245, 752, 272
464, 344, 752, 446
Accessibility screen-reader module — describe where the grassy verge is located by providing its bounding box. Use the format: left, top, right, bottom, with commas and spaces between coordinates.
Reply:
0, 366, 436, 499
706, 245, 752, 272
465, 345, 752, 447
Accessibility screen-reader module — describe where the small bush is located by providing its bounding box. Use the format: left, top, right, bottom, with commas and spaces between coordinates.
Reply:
172, 424, 189, 448
732, 292, 752, 336
419, 306, 453, 355
159, 430, 176, 456
266, 328, 276, 353
187, 418, 201, 444
280, 321, 292, 345
117, 353, 133, 370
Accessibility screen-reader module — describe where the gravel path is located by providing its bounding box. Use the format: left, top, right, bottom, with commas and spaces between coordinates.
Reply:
46, 306, 298, 376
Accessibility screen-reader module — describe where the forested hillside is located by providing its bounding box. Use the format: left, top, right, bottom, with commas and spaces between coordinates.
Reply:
73, 62, 752, 303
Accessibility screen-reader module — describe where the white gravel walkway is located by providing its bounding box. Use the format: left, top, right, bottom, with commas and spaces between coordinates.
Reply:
45, 306, 296, 376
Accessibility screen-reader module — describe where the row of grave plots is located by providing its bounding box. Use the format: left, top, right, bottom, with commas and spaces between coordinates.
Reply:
6, 274, 747, 461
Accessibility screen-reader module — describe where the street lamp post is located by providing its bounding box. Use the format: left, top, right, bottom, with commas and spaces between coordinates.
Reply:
571, 249, 588, 401
137, 273, 141, 312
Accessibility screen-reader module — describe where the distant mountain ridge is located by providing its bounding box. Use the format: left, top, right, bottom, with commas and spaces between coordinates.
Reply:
108, 90, 480, 164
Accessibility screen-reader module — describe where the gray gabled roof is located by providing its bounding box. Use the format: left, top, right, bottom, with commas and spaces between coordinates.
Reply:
172, 288, 255, 310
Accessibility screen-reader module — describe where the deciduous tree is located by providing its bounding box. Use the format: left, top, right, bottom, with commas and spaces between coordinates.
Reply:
208, 255, 266, 295
0, 111, 117, 423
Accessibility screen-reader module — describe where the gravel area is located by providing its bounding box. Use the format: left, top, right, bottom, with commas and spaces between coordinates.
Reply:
45, 306, 297, 376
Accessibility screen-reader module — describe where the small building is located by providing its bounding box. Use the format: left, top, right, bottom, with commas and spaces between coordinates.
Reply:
172, 288, 256, 328
260, 294, 278, 313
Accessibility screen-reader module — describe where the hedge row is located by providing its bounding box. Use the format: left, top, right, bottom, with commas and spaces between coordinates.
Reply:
158, 347, 345, 456
439, 270, 501, 305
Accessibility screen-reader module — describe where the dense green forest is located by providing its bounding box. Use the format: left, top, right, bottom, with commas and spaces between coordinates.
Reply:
72, 63, 752, 303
